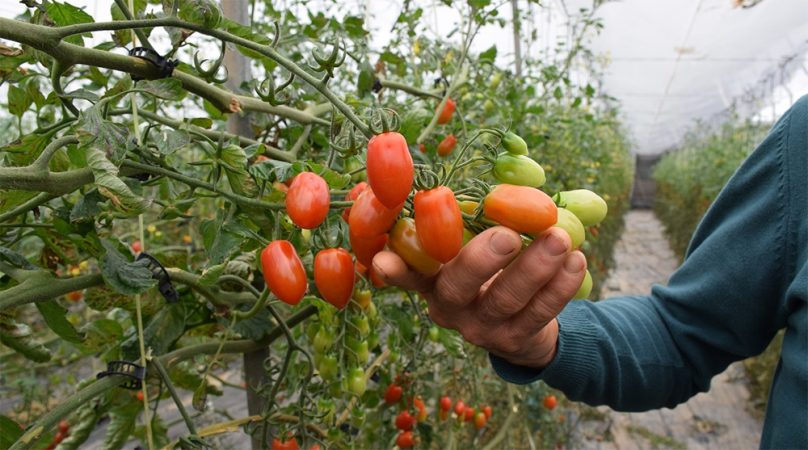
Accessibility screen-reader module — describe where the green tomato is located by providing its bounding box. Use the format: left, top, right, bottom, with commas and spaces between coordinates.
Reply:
367, 331, 380, 350
351, 315, 370, 337
553, 208, 585, 249
313, 328, 333, 354
557, 189, 608, 226
501, 131, 528, 155
489, 72, 503, 90
317, 355, 338, 382
175, 0, 222, 28
428, 326, 440, 342
345, 156, 366, 183
493, 152, 546, 187
574, 270, 593, 299
483, 99, 496, 114
346, 367, 366, 396
346, 336, 369, 364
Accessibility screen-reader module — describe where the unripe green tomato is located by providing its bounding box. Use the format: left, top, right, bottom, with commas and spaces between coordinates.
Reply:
428, 326, 440, 342
557, 189, 608, 226
347, 367, 366, 396
388, 350, 399, 363
317, 355, 338, 382
366, 302, 378, 322
490, 72, 503, 90
345, 156, 366, 182
501, 131, 528, 155
175, 0, 222, 28
306, 322, 319, 342
484, 99, 496, 114
313, 329, 333, 354
493, 153, 546, 187
553, 208, 585, 249
351, 315, 370, 337
574, 270, 593, 299
346, 336, 369, 364
367, 331, 380, 350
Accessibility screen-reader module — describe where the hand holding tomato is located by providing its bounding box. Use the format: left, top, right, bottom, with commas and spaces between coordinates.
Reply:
372, 227, 586, 369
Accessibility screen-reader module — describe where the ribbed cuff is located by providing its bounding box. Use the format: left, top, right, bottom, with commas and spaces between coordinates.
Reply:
489, 301, 600, 388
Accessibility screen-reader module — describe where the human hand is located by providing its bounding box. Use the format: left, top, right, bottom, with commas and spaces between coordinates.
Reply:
372, 226, 587, 369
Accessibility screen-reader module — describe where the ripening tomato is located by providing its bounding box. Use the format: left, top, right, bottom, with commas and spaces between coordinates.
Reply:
255, 154, 270, 162
454, 400, 466, 416
136, 391, 144, 402
348, 188, 403, 237
437, 134, 457, 157
389, 218, 442, 275
414, 397, 427, 422
350, 231, 388, 269
414, 187, 463, 263
396, 431, 415, 449
66, 290, 84, 302
473, 411, 487, 429
440, 396, 452, 412
286, 172, 330, 229
483, 184, 557, 234
436, 98, 456, 124
317, 355, 338, 381
353, 288, 372, 309
482, 405, 493, 419
395, 411, 416, 431
501, 131, 528, 155
273, 181, 289, 193
366, 131, 413, 209
457, 200, 478, 215
341, 182, 369, 222
493, 152, 546, 188
463, 407, 474, 422
543, 394, 557, 410
261, 241, 307, 305
385, 384, 403, 404
556, 189, 608, 226
131, 240, 142, 254
314, 248, 355, 309
272, 437, 300, 450
574, 270, 593, 299
552, 207, 585, 249
439, 409, 449, 421
418, 143, 427, 153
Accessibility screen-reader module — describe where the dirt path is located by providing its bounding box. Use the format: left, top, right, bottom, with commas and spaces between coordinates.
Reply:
570, 210, 763, 450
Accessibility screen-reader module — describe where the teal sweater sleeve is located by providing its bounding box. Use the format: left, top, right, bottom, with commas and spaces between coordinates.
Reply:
490, 95, 808, 450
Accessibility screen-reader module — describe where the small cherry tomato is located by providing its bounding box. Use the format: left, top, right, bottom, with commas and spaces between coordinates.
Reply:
428, 326, 440, 342
543, 394, 557, 410
418, 143, 427, 153
437, 133, 457, 157
482, 405, 493, 419
66, 291, 84, 302
348, 188, 403, 237
272, 436, 300, 450
389, 218, 441, 275
396, 431, 415, 449
439, 409, 449, 421
483, 184, 557, 234
261, 241, 307, 305
349, 230, 388, 269
58, 420, 69, 434
501, 131, 528, 155
385, 384, 403, 405
574, 270, 593, 299
366, 131, 413, 209
556, 189, 608, 226
414, 186, 463, 263
395, 411, 416, 431
314, 248, 355, 309
136, 391, 145, 402
286, 172, 330, 229
553, 207, 585, 249
440, 396, 452, 412
454, 400, 466, 416
464, 406, 475, 422
473, 411, 487, 429
493, 152, 546, 187
317, 355, 338, 381
341, 182, 369, 222
131, 240, 142, 253
436, 98, 456, 124
414, 397, 427, 422
53, 431, 65, 444
347, 367, 366, 396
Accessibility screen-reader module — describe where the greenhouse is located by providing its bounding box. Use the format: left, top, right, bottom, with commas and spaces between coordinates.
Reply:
0, 0, 806, 449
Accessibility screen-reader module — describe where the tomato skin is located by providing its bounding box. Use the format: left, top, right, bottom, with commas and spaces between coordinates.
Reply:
414, 187, 463, 263
436, 98, 456, 124
557, 189, 608, 226
483, 184, 557, 234
314, 248, 355, 309
66, 290, 84, 302
350, 230, 388, 269
341, 182, 368, 222
389, 218, 442, 275
366, 132, 413, 209
261, 241, 307, 305
574, 270, 593, 299
501, 131, 528, 155
385, 384, 403, 404
353, 288, 372, 309
482, 405, 493, 419
286, 172, 330, 229
136, 391, 145, 402
543, 394, 557, 410
473, 411, 487, 429
346, 367, 366, 396
454, 400, 466, 416
272, 437, 300, 450
493, 152, 545, 187
348, 188, 403, 237
396, 431, 415, 449
440, 396, 452, 412
58, 420, 69, 434
317, 355, 338, 381
130, 240, 142, 254
552, 207, 585, 249
437, 134, 457, 157
463, 407, 475, 422
414, 397, 427, 422
395, 411, 416, 431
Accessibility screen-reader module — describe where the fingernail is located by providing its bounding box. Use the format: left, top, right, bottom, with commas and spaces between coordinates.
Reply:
544, 232, 568, 256
564, 253, 585, 273
489, 231, 518, 255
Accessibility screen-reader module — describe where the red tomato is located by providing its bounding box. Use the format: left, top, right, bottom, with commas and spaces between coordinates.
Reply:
389, 218, 442, 275
348, 188, 403, 237
395, 411, 416, 431
436, 98, 456, 124
354, 261, 368, 278
543, 394, 557, 410
414, 397, 427, 422
341, 182, 369, 222
369, 265, 387, 288
418, 143, 427, 153
414, 187, 463, 263
53, 431, 65, 444
261, 241, 307, 305
473, 411, 487, 429
440, 396, 452, 412
349, 230, 388, 268
136, 391, 144, 402
385, 384, 403, 404
396, 431, 415, 449
66, 290, 84, 302
58, 420, 69, 434
482, 405, 492, 419
131, 240, 142, 254
286, 172, 330, 229
272, 437, 300, 450
437, 134, 457, 157
366, 132, 413, 209
314, 248, 355, 309
454, 400, 466, 416
463, 406, 474, 422
483, 184, 558, 234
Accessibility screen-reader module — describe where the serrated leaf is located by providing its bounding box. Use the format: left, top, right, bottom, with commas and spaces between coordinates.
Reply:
86, 146, 148, 215
0, 415, 23, 449
0, 246, 36, 270
45, 1, 94, 46
100, 239, 155, 295
70, 190, 104, 222
200, 218, 244, 265
221, 144, 257, 196
76, 106, 130, 161
479, 45, 497, 64
135, 78, 183, 100
7, 84, 31, 118
36, 300, 83, 343
231, 308, 272, 340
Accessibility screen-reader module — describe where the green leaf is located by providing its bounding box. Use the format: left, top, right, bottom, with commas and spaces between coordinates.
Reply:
57, 395, 110, 450
199, 218, 243, 265
198, 263, 225, 286
86, 146, 148, 215
0, 415, 24, 450
80, 319, 124, 353
220, 144, 257, 196
343, 16, 368, 38
149, 128, 190, 155
76, 105, 130, 161
439, 329, 467, 358
122, 303, 187, 358
100, 239, 155, 295
479, 45, 498, 64
102, 402, 139, 450
25, 79, 47, 109
135, 78, 184, 100
0, 246, 36, 270
189, 117, 213, 129
0, 312, 50, 362
45, 1, 94, 45
357, 60, 374, 98
553, 86, 563, 100
7, 84, 32, 118
36, 300, 84, 344
70, 190, 104, 223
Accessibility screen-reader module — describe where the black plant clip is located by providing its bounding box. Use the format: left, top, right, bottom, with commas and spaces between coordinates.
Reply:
129, 47, 179, 81
97, 360, 145, 390
137, 252, 180, 303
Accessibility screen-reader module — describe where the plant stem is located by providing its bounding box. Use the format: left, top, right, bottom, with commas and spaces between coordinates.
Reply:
379, 79, 443, 99
151, 358, 199, 436
0, 193, 56, 223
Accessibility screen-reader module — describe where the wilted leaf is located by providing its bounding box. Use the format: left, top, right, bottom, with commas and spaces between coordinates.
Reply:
100, 239, 155, 295
86, 146, 148, 215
